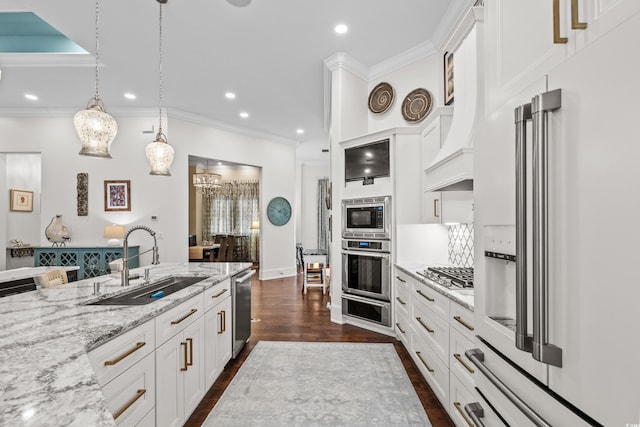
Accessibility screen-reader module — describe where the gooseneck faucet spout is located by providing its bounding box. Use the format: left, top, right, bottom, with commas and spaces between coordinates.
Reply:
122, 225, 160, 286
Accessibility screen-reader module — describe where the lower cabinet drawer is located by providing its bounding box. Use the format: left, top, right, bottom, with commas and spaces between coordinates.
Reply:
102, 352, 155, 427
155, 295, 204, 346
412, 332, 449, 407
413, 298, 449, 365
449, 373, 477, 427
136, 408, 155, 427
449, 327, 476, 388
89, 320, 155, 387
394, 310, 412, 348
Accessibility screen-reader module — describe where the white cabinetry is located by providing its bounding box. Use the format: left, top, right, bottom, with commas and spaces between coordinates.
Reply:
155, 296, 206, 427
486, 0, 640, 112
392, 268, 477, 426
88, 320, 156, 426
204, 279, 232, 390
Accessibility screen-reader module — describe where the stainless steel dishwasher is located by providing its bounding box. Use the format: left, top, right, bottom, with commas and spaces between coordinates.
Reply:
231, 268, 256, 358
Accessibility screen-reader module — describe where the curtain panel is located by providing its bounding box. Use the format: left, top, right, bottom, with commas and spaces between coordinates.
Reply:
317, 178, 330, 254
202, 180, 259, 262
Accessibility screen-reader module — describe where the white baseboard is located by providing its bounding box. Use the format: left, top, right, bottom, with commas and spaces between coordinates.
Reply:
259, 266, 297, 281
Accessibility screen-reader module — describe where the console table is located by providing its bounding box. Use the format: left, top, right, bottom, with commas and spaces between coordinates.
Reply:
34, 246, 139, 280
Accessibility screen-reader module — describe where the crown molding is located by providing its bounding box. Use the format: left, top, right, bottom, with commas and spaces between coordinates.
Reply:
323, 53, 368, 81
369, 40, 438, 80
0, 53, 94, 67
433, 0, 483, 52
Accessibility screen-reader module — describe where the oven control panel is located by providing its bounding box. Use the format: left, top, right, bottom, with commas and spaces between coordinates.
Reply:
342, 239, 390, 253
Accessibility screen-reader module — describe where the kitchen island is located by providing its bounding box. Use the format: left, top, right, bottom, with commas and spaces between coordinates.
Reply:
0, 262, 251, 426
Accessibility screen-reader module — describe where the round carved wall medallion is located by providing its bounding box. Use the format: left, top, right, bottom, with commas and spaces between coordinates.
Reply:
401, 88, 433, 122
368, 82, 394, 114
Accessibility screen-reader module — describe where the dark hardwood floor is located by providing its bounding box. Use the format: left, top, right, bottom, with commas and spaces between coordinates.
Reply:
184, 270, 454, 427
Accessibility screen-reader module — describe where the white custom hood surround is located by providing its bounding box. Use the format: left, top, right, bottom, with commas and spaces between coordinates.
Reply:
424, 11, 482, 192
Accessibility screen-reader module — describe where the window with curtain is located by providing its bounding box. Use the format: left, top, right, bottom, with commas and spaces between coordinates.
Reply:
202, 180, 259, 262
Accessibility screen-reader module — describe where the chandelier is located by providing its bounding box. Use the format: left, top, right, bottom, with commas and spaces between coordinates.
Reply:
146, 0, 175, 176
74, 0, 118, 158
193, 162, 222, 194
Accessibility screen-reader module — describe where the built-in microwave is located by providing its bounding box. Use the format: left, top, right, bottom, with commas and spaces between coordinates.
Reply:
342, 196, 391, 239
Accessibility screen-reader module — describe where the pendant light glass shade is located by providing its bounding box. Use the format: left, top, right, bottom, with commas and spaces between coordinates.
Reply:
146, 0, 174, 175
146, 132, 175, 176
75, 0, 117, 158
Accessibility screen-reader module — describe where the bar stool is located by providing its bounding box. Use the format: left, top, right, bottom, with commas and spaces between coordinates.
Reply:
302, 249, 327, 294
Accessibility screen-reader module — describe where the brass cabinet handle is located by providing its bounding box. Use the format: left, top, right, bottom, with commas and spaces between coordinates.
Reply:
222, 310, 226, 333
113, 389, 146, 420
104, 342, 146, 366
395, 297, 406, 306
433, 199, 439, 217
453, 315, 475, 331
571, 0, 587, 29
416, 289, 435, 302
186, 338, 193, 366
453, 401, 474, 427
415, 351, 434, 373
395, 322, 406, 334
180, 342, 188, 371
396, 276, 406, 283
170, 308, 198, 325
553, 0, 568, 43
415, 317, 434, 333
454, 353, 475, 374
211, 288, 228, 299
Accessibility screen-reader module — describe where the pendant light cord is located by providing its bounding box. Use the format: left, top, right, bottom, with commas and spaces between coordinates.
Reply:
158, 2, 164, 135
94, 0, 100, 102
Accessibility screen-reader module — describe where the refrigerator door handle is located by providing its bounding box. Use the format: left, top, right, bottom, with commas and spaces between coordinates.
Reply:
514, 103, 533, 353
531, 88, 563, 368
464, 402, 486, 427
465, 349, 551, 427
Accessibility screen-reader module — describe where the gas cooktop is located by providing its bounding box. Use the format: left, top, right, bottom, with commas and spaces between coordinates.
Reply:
416, 266, 474, 288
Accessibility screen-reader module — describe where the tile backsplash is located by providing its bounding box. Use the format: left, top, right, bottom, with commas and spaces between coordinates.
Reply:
448, 223, 474, 267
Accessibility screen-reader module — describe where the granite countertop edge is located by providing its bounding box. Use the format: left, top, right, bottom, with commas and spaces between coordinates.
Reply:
395, 263, 474, 312
0, 261, 252, 427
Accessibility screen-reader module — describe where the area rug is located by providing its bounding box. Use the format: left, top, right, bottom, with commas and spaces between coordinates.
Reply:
202, 341, 432, 426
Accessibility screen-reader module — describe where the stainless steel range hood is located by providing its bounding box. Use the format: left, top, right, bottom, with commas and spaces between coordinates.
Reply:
424, 14, 481, 192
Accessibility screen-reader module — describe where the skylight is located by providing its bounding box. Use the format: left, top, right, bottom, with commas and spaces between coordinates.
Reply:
0, 12, 87, 53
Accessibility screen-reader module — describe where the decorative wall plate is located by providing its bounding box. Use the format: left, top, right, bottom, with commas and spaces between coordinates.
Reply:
401, 88, 433, 122
368, 82, 394, 114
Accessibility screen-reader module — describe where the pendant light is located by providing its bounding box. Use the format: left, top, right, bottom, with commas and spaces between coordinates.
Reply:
74, 0, 118, 158
146, 0, 175, 176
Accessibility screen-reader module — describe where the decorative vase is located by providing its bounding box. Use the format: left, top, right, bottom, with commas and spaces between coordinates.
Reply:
45, 215, 71, 247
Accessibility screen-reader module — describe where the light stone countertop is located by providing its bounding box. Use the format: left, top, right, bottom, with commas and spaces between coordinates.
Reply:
395, 263, 474, 311
0, 261, 252, 427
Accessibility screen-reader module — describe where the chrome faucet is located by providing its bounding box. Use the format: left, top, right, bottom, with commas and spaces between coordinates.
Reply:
121, 225, 160, 286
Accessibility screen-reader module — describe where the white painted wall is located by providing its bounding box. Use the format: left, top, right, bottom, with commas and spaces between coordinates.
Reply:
0, 115, 297, 280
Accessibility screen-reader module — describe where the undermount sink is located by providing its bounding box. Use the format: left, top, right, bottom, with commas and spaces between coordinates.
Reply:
87, 276, 206, 305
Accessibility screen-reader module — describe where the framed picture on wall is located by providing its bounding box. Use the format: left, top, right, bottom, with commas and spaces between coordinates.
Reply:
444, 51, 454, 105
104, 180, 131, 211
9, 189, 33, 212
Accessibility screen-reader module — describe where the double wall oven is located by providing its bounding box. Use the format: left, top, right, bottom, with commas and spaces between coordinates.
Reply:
341, 197, 392, 327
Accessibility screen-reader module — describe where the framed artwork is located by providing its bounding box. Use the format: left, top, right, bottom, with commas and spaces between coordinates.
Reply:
104, 180, 131, 211
10, 189, 33, 212
444, 51, 454, 105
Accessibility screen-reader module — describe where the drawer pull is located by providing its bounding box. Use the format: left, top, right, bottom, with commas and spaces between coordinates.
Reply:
553, 0, 568, 44
180, 341, 188, 371
396, 276, 406, 283
453, 315, 475, 331
170, 308, 198, 325
211, 288, 228, 299
113, 389, 146, 420
416, 289, 435, 302
186, 338, 193, 366
415, 316, 434, 333
453, 401, 474, 427
222, 310, 226, 332
415, 351, 434, 372
395, 322, 406, 334
570, 0, 587, 29
454, 353, 475, 374
104, 342, 146, 366
395, 296, 406, 306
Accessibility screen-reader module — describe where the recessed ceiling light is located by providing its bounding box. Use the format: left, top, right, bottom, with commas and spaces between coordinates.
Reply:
364, 168, 371, 174
334, 24, 348, 34
24, 93, 38, 101
124, 93, 136, 100
240, 111, 249, 118
225, 92, 236, 100
296, 129, 304, 134
218, 162, 223, 166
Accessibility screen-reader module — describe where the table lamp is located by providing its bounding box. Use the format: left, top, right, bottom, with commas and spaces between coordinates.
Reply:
104, 224, 126, 246
251, 220, 260, 231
